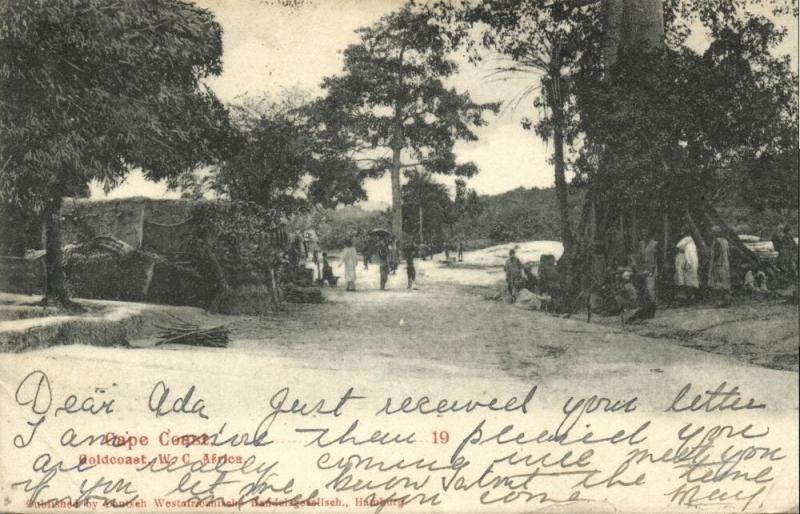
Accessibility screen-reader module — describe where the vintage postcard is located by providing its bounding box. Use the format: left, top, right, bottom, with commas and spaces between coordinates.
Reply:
0, 0, 798, 512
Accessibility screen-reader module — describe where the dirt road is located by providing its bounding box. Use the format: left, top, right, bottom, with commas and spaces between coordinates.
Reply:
2, 248, 798, 513
217, 255, 797, 402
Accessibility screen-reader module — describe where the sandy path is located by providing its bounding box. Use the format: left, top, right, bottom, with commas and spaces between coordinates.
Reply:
1, 249, 798, 513
216, 257, 797, 410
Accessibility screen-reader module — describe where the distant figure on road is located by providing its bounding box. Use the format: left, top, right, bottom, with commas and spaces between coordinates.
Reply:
444, 241, 450, 262
637, 229, 658, 304
675, 229, 699, 303
339, 239, 358, 292
457, 241, 464, 262
305, 228, 319, 263
388, 241, 399, 274
708, 226, 731, 306
376, 240, 390, 290
773, 223, 798, 277
403, 243, 416, 289
504, 249, 523, 300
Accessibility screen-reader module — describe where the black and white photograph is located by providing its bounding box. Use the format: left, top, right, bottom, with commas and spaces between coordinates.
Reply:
0, 0, 798, 512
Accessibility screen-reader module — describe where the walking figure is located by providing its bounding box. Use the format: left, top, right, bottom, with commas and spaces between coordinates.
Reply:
377, 240, 390, 290
339, 239, 358, 291
504, 249, 523, 301
404, 243, 416, 289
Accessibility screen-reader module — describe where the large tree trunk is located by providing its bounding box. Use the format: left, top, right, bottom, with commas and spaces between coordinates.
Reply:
548, 43, 573, 255
602, 0, 664, 69
390, 117, 404, 244
42, 197, 81, 311
390, 150, 403, 244
552, 106, 572, 254
418, 204, 424, 244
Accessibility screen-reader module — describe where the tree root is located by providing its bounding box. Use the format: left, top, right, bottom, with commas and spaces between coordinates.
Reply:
32, 296, 88, 314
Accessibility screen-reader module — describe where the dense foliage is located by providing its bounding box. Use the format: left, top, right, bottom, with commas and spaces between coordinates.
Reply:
0, 0, 231, 305
573, 4, 798, 234
204, 92, 366, 214
432, 0, 604, 251
313, 5, 498, 241
436, 0, 797, 265
401, 172, 454, 246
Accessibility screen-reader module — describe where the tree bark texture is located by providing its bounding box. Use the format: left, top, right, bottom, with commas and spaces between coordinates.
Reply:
552, 105, 572, 254
602, 0, 664, 69
548, 43, 573, 254
418, 204, 424, 244
390, 150, 403, 244
43, 197, 72, 306
390, 118, 404, 244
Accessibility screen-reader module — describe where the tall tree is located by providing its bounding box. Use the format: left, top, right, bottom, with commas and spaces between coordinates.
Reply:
436, 0, 603, 254
0, 0, 231, 308
314, 5, 497, 243
209, 91, 366, 214
570, 0, 797, 271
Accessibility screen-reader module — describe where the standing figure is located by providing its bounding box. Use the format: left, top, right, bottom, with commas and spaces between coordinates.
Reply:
773, 223, 798, 277
444, 241, 450, 262
361, 236, 372, 270
301, 232, 310, 260
707, 226, 731, 305
403, 242, 416, 289
339, 239, 358, 292
321, 252, 337, 287
288, 234, 302, 267
388, 241, 399, 274
675, 230, 699, 302
504, 249, 523, 300
638, 229, 658, 304
457, 241, 464, 262
376, 240, 390, 290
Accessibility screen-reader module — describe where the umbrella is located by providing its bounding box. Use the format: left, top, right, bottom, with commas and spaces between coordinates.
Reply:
369, 228, 392, 237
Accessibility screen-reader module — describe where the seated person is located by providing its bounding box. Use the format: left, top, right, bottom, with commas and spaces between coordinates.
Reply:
613, 269, 638, 311
521, 264, 538, 292
538, 255, 561, 295
743, 266, 769, 293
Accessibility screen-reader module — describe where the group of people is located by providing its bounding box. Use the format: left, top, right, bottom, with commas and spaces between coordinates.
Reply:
442, 240, 465, 262
503, 249, 561, 312
335, 236, 418, 292
500, 220, 797, 323
673, 222, 797, 306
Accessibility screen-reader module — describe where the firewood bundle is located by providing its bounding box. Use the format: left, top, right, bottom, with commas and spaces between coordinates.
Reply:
154, 317, 229, 348
283, 284, 324, 303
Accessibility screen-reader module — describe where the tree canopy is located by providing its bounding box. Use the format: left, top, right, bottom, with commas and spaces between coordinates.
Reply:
431, 0, 604, 252
0, 0, 231, 305
313, 5, 498, 241
436, 0, 797, 247
205, 91, 366, 215
573, 2, 798, 219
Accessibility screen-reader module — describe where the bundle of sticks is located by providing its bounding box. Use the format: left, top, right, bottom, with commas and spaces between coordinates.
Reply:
154, 316, 229, 348
283, 284, 324, 304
